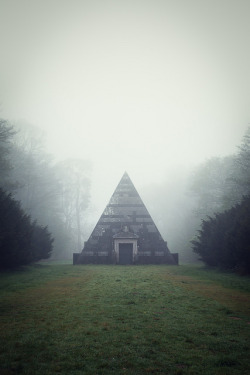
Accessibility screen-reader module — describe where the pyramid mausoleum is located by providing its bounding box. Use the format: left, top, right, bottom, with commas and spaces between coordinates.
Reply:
74, 172, 178, 265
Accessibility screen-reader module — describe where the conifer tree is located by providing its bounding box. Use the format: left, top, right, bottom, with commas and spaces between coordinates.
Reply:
0, 189, 53, 269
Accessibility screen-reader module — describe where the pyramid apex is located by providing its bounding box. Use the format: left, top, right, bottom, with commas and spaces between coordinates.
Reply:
120, 171, 130, 181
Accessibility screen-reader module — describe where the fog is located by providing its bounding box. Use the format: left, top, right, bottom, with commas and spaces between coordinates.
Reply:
1, 0, 250, 249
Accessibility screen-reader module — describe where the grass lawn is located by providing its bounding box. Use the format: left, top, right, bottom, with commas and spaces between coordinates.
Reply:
0, 264, 250, 375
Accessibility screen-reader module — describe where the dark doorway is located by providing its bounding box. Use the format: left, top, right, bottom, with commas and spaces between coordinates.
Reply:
119, 243, 133, 264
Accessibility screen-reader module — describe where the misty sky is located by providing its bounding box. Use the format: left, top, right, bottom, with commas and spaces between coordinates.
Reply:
0, 0, 250, 211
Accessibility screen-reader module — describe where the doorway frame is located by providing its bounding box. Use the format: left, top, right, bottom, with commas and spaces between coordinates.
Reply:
114, 238, 138, 264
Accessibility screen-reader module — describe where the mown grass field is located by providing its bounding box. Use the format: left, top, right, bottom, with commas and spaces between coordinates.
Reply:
0, 264, 250, 375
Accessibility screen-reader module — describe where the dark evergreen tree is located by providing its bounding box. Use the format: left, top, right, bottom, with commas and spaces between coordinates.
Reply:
192, 195, 250, 274
0, 189, 53, 269
30, 223, 54, 262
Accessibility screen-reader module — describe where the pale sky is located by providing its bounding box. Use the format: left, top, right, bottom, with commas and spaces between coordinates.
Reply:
0, 0, 250, 213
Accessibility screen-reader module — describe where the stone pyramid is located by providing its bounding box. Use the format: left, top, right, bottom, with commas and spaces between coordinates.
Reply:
75, 172, 178, 264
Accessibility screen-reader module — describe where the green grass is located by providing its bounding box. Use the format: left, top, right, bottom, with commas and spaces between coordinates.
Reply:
169, 265, 250, 292
0, 264, 250, 375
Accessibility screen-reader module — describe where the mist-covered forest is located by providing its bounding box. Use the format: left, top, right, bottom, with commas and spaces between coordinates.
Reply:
1, 118, 250, 270
0, 119, 91, 265
140, 125, 250, 269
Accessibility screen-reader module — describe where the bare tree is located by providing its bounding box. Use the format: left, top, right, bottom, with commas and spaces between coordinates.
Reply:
55, 159, 91, 251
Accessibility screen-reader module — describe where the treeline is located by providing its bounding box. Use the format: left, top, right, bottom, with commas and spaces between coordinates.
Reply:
0, 119, 91, 269
142, 127, 250, 273
190, 127, 250, 273
1, 116, 249, 272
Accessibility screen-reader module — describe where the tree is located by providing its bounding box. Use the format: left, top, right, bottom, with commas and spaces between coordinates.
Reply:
189, 127, 250, 220
235, 126, 250, 195
188, 127, 250, 267
191, 195, 250, 274
55, 159, 91, 251
0, 118, 16, 185
30, 223, 54, 262
4, 122, 70, 259
189, 156, 237, 217
0, 189, 53, 269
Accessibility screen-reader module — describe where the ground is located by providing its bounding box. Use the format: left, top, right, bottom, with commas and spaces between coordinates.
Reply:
0, 264, 250, 374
